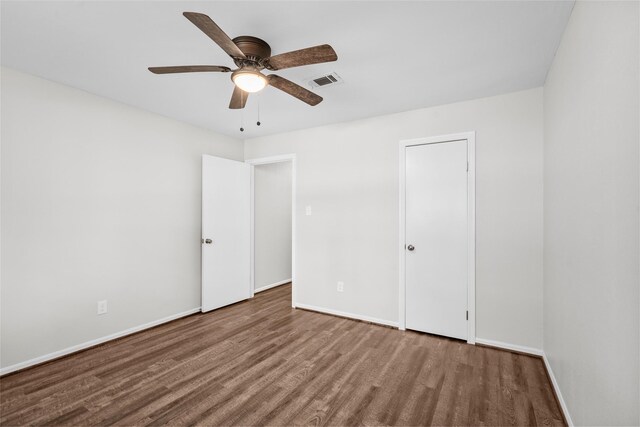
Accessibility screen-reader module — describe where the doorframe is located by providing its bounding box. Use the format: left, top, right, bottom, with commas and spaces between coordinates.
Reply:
245, 154, 297, 307
398, 132, 476, 344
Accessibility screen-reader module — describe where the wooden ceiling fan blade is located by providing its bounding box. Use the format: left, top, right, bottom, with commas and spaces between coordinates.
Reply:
229, 86, 249, 109
267, 75, 322, 106
183, 12, 246, 59
267, 44, 337, 70
148, 65, 231, 74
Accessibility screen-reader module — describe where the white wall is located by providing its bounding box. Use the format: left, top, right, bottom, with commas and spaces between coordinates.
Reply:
0, 68, 243, 370
543, 2, 639, 425
254, 161, 292, 290
245, 88, 544, 349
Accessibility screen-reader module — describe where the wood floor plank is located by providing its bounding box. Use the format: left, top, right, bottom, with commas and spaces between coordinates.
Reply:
0, 284, 565, 426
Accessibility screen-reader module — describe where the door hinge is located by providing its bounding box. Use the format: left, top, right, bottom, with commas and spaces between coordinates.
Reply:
466, 310, 468, 320
466, 161, 469, 172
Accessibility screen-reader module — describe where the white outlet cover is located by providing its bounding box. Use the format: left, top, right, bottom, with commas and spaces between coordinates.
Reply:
337, 281, 344, 292
305, 206, 312, 216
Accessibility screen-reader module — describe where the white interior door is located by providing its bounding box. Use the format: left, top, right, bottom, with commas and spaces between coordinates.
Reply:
405, 140, 468, 340
202, 155, 250, 312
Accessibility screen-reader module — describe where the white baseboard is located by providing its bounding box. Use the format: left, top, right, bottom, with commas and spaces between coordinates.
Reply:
0, 307, 201, 376
542, 352, 574, 426
475, 337, 544, 357
294, 302, 399, 328
255, 278, 292, 294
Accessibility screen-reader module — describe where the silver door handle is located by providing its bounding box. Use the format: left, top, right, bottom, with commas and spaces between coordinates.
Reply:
407, 245, 415, 251
204, 238, 212, 244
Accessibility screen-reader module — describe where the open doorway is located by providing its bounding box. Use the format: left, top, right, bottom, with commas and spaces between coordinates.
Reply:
247, 155, 296, 306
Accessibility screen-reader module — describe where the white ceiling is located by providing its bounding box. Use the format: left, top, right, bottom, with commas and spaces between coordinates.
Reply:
1, 1, 573, 138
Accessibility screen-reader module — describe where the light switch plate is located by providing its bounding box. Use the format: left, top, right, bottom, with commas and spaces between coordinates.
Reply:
97, 300, 108, 315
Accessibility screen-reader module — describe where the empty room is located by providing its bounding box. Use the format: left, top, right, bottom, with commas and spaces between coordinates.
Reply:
1, 1, 638, 426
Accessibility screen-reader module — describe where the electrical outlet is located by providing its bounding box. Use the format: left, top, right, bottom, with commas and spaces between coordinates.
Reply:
97, 300, 108, 315
337, 281, 344, 292
305, 205, 312, 216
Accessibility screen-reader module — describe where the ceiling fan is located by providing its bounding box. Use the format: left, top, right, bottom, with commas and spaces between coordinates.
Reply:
149, 12, 338, 109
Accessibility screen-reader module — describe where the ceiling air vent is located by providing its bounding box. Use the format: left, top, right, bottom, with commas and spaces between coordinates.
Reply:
308, 72, 343, 88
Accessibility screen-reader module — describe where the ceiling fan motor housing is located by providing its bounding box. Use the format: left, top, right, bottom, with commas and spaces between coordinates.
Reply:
232, 36, 271, 67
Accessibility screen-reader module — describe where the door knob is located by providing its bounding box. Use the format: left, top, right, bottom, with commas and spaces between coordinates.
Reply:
204, 238, 212, 244
407, 244, 415, 251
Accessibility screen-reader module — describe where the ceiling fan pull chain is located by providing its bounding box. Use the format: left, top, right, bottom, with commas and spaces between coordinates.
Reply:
257, 92, 262, 126
240, 102, 245, 132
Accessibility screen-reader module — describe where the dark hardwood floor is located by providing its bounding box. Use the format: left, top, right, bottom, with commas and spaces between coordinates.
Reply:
0, 284, 564, 426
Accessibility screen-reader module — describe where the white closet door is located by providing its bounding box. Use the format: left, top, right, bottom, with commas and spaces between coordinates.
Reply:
405, 140, 468, 340
201, 155, 250, 312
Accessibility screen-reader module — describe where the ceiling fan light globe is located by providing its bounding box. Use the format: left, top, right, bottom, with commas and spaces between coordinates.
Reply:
232, 70, 267, 93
